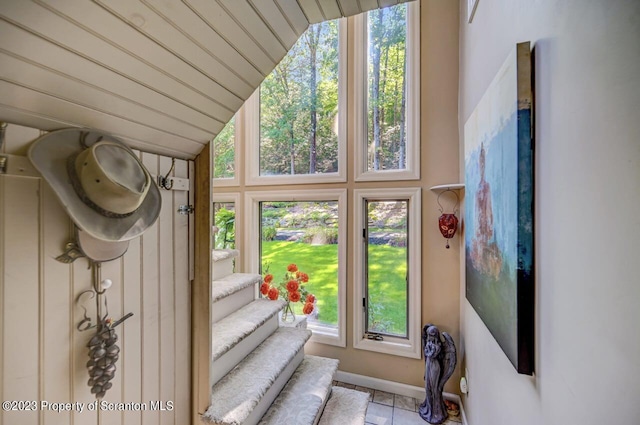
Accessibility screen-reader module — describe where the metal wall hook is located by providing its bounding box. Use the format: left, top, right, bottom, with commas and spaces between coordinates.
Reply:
158, 158, 175, 190
76, 289, 96, 331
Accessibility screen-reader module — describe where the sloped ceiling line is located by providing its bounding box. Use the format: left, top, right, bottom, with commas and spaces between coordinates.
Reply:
0, 0, 414, 159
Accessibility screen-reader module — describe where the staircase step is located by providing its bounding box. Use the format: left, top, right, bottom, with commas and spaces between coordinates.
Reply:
317, 386, 370, 425
212, 273, 262, 323
212, 249, 239, 280
258, 356, 339, 425
203, 327, 312, 425
211, 299, 286, 386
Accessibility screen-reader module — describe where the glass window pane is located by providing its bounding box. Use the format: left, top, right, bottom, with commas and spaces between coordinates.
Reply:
213, 202, 235, 249
259, 20, 340, 176
260, 201, 339, 329
213, 116, 235, 179
366, 4, 408, 171
365, 200, 408, 337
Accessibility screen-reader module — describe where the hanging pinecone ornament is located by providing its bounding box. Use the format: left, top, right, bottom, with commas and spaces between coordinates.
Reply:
86, 321, 120, 399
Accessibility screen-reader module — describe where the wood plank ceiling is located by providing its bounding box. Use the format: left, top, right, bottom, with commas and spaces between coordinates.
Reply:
0, 0, 413, 159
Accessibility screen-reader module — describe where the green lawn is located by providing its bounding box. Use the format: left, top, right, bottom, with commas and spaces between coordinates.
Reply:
261, 240, 407, 335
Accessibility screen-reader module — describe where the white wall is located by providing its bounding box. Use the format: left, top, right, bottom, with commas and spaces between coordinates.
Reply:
458, 1, 640, 424
0, 125, 193, 425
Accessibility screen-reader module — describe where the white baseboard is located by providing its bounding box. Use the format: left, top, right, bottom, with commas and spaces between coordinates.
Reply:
334, 370, 468, 425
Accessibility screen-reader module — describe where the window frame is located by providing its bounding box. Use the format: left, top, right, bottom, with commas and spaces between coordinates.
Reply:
245, 189, 347, 347
353, 187, 422, 358
353, 2, 421, 182
245, 18, 348, 186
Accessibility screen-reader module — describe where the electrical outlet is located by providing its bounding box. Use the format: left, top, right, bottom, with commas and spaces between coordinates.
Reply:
460, 367, 470, 395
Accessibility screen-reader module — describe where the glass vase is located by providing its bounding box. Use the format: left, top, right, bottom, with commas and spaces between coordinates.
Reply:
281, 301, 295, 323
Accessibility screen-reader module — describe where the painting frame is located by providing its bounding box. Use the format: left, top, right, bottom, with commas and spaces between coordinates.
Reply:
464, 42, 534, 375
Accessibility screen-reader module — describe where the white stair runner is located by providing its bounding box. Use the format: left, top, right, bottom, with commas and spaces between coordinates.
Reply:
212, 273, 261, 303
203, 327, 312, 425
258, 355, 338, 425
212, 299, 286, 361
318, 386, 370, 425
211, 299, 286, 386
212, 273, 262, 323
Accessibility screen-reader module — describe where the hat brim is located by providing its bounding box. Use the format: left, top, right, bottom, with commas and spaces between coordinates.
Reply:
76, 227, 129, 262
28, 128, 161, 242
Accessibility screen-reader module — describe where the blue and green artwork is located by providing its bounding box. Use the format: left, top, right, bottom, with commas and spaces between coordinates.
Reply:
464, 42, 534, 375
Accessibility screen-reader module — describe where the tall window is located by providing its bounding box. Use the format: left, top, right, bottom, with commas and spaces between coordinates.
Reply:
259, 20, 339, 177
354, 188, 421, 358
247, 19, 347, 185
367, 5, 408, 172
365, 200, 408, 337
355, 2, 420, 181
237, 4, 420, 354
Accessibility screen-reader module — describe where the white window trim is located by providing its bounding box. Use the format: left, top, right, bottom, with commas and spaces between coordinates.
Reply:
245, 189, 347, 347
353, 2, 421, 182
212, 111, 240, 187
212, 192, 242, 270
245, 18, 348, 186
353, 187, 421, 359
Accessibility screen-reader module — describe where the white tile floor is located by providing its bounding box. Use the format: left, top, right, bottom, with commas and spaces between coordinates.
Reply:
334, 381, 463, 425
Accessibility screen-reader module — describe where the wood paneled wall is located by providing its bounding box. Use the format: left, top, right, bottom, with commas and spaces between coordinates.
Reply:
0, 127, 192, 425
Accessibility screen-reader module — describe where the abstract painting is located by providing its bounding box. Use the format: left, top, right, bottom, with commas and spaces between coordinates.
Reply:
464, 42, 534, 375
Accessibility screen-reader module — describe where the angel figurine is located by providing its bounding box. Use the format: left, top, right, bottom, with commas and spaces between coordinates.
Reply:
419, 324, 457, 424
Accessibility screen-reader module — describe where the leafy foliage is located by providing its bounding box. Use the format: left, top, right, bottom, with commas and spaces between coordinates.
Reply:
259, 20, 339, 176
213, 117, 235, 179
367, 5, 408, 171
214, 205, 235, 249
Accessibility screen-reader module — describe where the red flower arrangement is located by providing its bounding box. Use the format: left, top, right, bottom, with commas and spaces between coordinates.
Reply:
262, 263, 316, 320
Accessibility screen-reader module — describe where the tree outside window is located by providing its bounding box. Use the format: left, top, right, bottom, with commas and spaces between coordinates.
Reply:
367, 4, 408, 172
213, 116, 235, 179
259, 20, 339, 176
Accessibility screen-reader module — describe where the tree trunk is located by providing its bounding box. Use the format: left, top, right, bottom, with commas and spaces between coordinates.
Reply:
371, 10, 384, 170
399, 48, 406, 169
290, 126, 295, 175
308, 26, 320, 174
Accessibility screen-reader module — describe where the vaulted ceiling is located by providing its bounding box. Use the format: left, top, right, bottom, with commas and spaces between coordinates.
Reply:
0, 0, 413, 159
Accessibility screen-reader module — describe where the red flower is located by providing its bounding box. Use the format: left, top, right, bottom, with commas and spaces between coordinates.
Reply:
286, 280, 299, 293
289, 291, 301, 302
303, 302, 314, 315
306, 294, 315, 303
267, 287, 279, 301
287, 264, 298, 273
264, 274, 274, 284
260, 283, 270, 295
299, 273, 309, 283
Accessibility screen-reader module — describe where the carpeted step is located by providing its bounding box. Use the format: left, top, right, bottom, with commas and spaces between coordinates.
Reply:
317, 386, 370, 425
211, 298, 286, 386
258, 355, 339, 425
203, 327, 312, 425
212, 249, 239, 280
211, 272, 262, 323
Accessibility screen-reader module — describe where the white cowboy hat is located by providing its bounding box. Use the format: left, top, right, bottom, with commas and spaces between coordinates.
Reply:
29, 128, 161, 242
